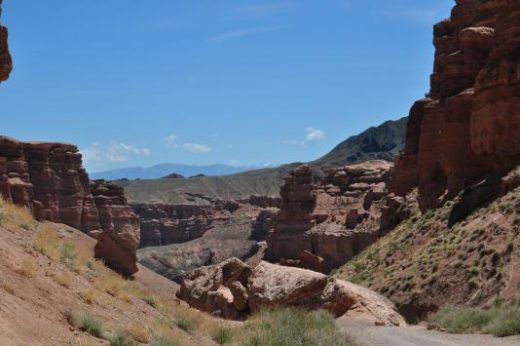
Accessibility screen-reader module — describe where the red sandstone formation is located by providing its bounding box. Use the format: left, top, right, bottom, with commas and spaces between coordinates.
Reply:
391, 0, 520, 210
266, 161, 411, 273
0, 0, 12, 83
133, 203, 223, 247
177, 257, 406, 326
0, 136, 140, 275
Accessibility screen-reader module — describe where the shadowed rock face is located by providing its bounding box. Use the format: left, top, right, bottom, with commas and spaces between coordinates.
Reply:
391, 0, 520, 210
0, 137, 140, 276
0, 0, 12, 82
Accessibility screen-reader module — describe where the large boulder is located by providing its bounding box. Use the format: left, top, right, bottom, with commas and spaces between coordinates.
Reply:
177, 258, 406, 326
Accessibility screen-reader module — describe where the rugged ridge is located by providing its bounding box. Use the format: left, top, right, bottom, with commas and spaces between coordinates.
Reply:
0, 136, 140, 275
0, 0, 12, 83
391, 0, 520, 210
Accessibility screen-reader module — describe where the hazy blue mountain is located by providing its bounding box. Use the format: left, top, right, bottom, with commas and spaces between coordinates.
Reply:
90, 163, 271, 180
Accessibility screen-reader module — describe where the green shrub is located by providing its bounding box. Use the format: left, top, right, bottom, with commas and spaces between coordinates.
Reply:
212, 327, 234, 345
61, 242, 77, 262
428, 306, 497, 334
175, 316, 194, 332
142, 295, 159, 308
80, 313, 104, 338
110, 330, 137, 346
243, 308, 356, 346
483, 306, 520, 337
151, 337, 179, 346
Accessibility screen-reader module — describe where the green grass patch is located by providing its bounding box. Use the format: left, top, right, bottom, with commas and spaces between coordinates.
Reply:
110, 330, 137, 346
429, 303, 520, 337
175, 316, 194, 333
80, 313, 104, 338
212, 326, 234, 345
241, 308, 356, 346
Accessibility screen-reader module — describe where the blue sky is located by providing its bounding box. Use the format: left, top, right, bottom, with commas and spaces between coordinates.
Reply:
0, 0, 453, 173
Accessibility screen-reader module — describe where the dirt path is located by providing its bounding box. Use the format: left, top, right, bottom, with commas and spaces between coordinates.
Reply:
337, 318, 520, 346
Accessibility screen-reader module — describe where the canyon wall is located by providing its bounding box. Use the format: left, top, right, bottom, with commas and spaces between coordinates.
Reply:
133, 203, 224, 247
0, 0, 12, 82
391, 0, 520, 210
0, 137, 140, 275
266, 162, 412, 273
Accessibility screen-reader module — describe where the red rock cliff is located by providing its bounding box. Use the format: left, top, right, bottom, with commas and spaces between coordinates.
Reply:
391, 0, 520, 210
0, 0, 12, 82
0, 136, 140, 276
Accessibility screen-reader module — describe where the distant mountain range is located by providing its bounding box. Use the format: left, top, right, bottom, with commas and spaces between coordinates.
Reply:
116, 117, 408, 204
90, 163, 271, 181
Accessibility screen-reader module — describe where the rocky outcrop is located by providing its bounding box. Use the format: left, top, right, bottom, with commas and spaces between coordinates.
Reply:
91, 181, 140, 276
0, 136, 140, 275
266, 162, 412, 273
178, 258, 406, 326
246, 195, 282, 209
391, 0, 520, 210
0, 0, 12, 83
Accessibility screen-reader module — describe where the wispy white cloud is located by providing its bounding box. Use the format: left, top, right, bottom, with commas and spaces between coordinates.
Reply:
305, 127, 326, 141
285, 127, 326, 148
81, 142, 151, 166
209, 26, 283, 43
182, 143, 213, 153
164, 134, 179, 148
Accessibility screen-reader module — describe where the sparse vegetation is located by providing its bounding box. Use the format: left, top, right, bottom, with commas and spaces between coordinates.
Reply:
175, 316, 195, 333
80, 313, 105, 338
110, 330, 138, 346
212, 326, 234, 345
142, 295, 159, 308
17, 259, 36, 278
429, 302, 520, 337
235, 308, 356, 346
126, 321, 153, 343
151, 337, 179, 346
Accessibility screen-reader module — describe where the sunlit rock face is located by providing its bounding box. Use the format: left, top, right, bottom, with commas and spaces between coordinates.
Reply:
0, 0, 12, 82
0, 136, 140, 276
391, 0, 520, 211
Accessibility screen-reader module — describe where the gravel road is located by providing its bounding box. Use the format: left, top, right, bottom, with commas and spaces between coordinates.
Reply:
337, 318, 520, 346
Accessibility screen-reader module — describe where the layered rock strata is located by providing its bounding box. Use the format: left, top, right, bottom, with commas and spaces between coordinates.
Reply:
133, 201, 240, 248
0, 0, 12, 83
391, 0, 520, 210
266, 162, 412, 273
0, 137, 140, 275
177, 257, 406, 326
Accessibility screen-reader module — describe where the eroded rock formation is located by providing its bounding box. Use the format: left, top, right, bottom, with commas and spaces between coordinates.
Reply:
177, 257, 406, 326
266, 162, 413, 273
0, 0, 12, 83
0, 137, 140, 275
133, 200, 242, 248
391, 0, 520, 210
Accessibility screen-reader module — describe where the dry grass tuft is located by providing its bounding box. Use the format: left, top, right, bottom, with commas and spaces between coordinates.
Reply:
126, 321, 153, 343
1, 282, 15, 295
53, 271, 74, 288
34, 224, 61, 261
0, 198, 36, 233
78, 289, 97, 305
17, 259, 37, 278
